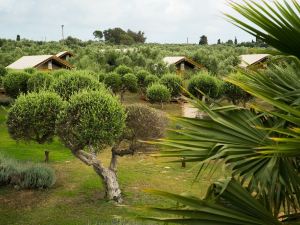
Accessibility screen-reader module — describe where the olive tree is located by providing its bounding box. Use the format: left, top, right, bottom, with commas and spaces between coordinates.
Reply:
3, 71, 30, 98
146, 83, 171, 108
51, 72, 103, 100
224, 73, 253, 106
160, 74, 183, 98
110, 104, 167, 174
56, 90, 126, 203
120, 73, 138, 102
115, 64, 133, 76
188, 72, 224, 102
27, 72, 53, 92
104, 72, 122, 94
7, 91, 64, 162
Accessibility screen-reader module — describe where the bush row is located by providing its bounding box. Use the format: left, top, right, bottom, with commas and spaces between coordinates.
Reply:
2, 66, 252, 106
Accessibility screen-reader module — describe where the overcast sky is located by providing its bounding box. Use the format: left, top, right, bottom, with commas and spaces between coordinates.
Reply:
0, 0, 255, 44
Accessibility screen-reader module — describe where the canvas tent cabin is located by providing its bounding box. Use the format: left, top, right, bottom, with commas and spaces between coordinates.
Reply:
163, 56, 204, 73
239, 54, 270, 69
6, 55, 73, 71
56, 51, 74, 61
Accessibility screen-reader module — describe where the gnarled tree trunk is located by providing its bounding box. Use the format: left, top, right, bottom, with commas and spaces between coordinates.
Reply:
72, 149, 123, 203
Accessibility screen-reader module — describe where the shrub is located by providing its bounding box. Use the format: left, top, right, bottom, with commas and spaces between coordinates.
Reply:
0, 155, 55, 189
2, 71, 30, 98
56, 90, 126, 151
51, 72, 103, 100
146, 83, 171, 105
104, 72, 122, 93
136, 69, 151, 87
122, 73, 138, 93
27, 72, 53, 92
7, 91, 64, 143
188, 72, 224, 100
115, 65, 133, 76
20, 166, 56, 189
97, 71, 107, 82
160, 74, 183, 97
0, 66, 7, 77
51, 69, 70, 78
224, 73, 253, 105
125, 104, 167, 142
144, 74, 159, 87
24, 68, 36, 74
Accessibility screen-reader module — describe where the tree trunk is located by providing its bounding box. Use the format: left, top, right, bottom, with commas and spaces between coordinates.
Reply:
72, 150, 123, 203
202, 95, 206, 103
120, 90, 125, 103
44, 150, 49, 163
92, 164, 122, 203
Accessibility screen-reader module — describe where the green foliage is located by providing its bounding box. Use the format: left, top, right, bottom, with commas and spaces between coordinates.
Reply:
146, 83, 171, 104
144, 74, 159, 87
27, 72, 54, 92
7, 91, 64, 144
97, 71, 106, 82
226, 0, 300, 58
125, 104, 167, 142
20, 165, 56, 189
0, 155, 55, 189
51, 72, 103, 100
145, 179, 281, 225
51, 69, 70, 78
2, 71, 30, 98
0, 66, 7, 77
224, 73, 253, 105
104, 72, 122, 93
136, 69, 151, 88
115, 64, 133, 76
122, 73, 138, 93
56, 90, 126, 151
24, 68, 36, 74
103, 28, 146, 45
188, 72, 224, 99
160, 74, 183, 97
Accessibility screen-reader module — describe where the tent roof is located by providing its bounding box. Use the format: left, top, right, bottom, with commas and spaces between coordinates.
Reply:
6, 55, 73, 70
6, 55, 53, 69
239, 54, 270, 68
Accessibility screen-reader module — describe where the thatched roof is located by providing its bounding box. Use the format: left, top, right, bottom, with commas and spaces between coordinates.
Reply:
239, 54, 270, 68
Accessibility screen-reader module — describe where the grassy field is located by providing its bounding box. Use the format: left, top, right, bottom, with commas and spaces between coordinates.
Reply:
0, 93, 224, 225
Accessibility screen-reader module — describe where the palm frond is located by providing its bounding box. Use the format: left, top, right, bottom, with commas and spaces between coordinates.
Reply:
225, 0, 300, 58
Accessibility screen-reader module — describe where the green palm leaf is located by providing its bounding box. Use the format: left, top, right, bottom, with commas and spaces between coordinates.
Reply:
225, 0, 300, 58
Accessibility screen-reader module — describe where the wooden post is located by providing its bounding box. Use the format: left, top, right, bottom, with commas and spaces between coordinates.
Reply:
44, 150, 50, 163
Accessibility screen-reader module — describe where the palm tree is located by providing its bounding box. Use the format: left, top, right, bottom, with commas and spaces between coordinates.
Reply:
141, 0, 300, 223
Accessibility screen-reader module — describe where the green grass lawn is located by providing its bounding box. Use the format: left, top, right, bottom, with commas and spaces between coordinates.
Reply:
0, 94, 224, 225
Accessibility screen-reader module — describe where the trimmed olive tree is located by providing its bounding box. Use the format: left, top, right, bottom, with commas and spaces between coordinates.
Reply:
104, 72, 122, 94
115, 65, 133, 76
188, 73, 224, 102
51, 73, 103, 100
27, 72, 53, 92
110, 104, 167, 172
3, 71, 30, 98
160, 74, 183, 98
6, 91, 64, 162
224, 73, 253, 106
56, 90, 126, 203
144, 74, 159, 87
146, 83, 171, 108
120, 73, 138, 102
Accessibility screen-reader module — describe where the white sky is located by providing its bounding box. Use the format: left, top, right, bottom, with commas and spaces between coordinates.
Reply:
0, 0, 256, 44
